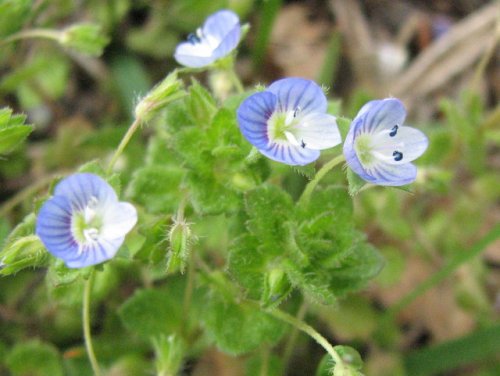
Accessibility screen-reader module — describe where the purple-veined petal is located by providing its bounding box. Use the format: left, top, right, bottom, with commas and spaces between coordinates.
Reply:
365, 162, 417, 186
259, 142, 320, 166
203, 10, 240, 47
292, 113, 341, 150
100, 202, 138, 240
268, 78, 327, 115
237, 91, 276, 149
356, 98, 406, 134
343, 124, 373, 182
36, 195, 80, 261
54, 173, 117, 211
65, 237, 124, 268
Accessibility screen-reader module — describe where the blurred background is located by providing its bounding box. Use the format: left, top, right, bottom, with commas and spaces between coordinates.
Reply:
0, 0, 499, 375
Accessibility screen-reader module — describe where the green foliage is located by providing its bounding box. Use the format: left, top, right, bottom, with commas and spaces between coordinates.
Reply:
0, 108, 33, 154
202, 292, 286, 354
0, 214, 49, 276
5, 340, 64, 376
0, 0, 32, 38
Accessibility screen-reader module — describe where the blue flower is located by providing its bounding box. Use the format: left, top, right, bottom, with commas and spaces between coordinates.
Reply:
36, 173, 137, 268
343, 98, 428, 186
237, 78, 341, 165
174, 10, 241, 68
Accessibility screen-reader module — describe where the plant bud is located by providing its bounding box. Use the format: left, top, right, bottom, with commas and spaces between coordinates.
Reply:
134, 71, 185, 122
167, 218, 194, 274
60, 23, 109, 56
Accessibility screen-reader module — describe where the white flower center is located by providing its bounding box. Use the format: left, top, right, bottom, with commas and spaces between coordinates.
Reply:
355, 125, 406, 166
267, 107, 302, 145
72, 196, 103, 248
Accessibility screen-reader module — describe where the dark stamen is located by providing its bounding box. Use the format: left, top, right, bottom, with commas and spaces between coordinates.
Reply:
393, 150, 403, 161
293, 106, 301, 118
300, 139, 306, 148
187, 33, 201, 44
389, 125, 399, 137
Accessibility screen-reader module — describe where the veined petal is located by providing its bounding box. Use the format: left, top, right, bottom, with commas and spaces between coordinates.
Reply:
100, 202, 138, 240
356, 98, 406, 134
203, 10, 240, 46
237, 91, 276, 149
293, 113, 341, 150
36, 196, 79, 260
259, 142, 320, 166
344, 126, 373, 181
65, 237, 124, 268
365, 162, 417, 186
54, 173, 117, 211
268, 78, 327, 115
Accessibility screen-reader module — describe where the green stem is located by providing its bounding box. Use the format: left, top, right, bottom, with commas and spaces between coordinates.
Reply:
0, 29, 61, 46
226, 68, 244, 94
106, 116, 142, 174
300, 154, 345, 204
83, 270, 102, 376
282, 301, 308, 370
267, 307, 344, 367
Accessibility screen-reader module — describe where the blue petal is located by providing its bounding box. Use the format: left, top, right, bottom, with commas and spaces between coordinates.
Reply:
355, 98, 406, 134
36, 195, 80, 261
259, 143, 320, 166
54, 173, 117, 210
65, 237, 124, 269
174, 42, 217, 68
211, 22, 241, 61
237, 91, 276, 149
267, 78, 327, 115
203, 9, 240, 46
365, 162, 417, 186
343, 120, 373, 181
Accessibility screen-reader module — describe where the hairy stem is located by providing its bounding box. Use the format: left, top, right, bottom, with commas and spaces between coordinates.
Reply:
0, 29, 61, 46
300, 154, 345, 204
267, 307, 344, 367
83, 270, 102, 376
282, 301, 308, 370
106, 117, 142, 174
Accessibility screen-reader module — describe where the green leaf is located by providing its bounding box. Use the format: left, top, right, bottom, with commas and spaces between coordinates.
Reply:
0, 108, 33, 154
326, 241, 384, 296
60, 23, 110, 56
202, 293, 286, 355
296, 186, 355, 264
118, 277, 203, 340
244, 185, 294, 254
186, 79, 217, 126
128, 165, 185, 214
5, 340, 64, 376
119, 288, 182, 339
0, 0, 32, 38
